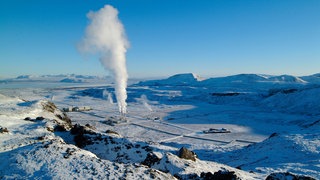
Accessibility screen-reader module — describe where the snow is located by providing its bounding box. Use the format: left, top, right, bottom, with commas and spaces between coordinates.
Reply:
0, 137, 174, 179
137, 73, 203, 86
215, 133, 320, 178
267, 75, 306, 83
60, 78, 85, 83
0, 93, 23, 105
0, 73, 319, 179
261, 86, 320, 115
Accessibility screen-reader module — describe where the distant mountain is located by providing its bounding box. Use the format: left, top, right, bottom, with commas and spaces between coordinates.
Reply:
300, 73, 320, 84
166, 73, 204, 83
5, 72, 320, 85
137, 73, 203, 86
268, 75, 306, 83
16, 75, 33, 79
2, 74, 108, 83
138, 73, 314, 88
73, 75, 97, 79
40, 74, 70, 78
60, 78, 84, 83
202, 74, 307, 84
201, 74, 269, 85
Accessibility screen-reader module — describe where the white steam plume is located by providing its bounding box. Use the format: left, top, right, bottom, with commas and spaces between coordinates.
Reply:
79, 5, 129, 115
141, 95, 153, 112
103, 89, 114, 104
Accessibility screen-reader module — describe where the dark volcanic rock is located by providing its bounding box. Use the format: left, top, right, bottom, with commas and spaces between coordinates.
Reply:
0, 126, 9, 133
266, 172, 316, 180
71, 124, 96, 148
41, 101, 72, 130
24, 116, 45, 122
55, 113, 72, 126
85, 124, 96, 130
42, 101, 57, 113
24, 117, 32, 121
201, 170, 240, 180
36, 116, 45, 120
71, 124, 96, 135
54, 124, 68, 132
71, 124, 84, 135
142, 152, 161, 167
74, 134, 91, 148
175, 173, 199, 180
178, 147, 197, 161
106, 129, 119, 135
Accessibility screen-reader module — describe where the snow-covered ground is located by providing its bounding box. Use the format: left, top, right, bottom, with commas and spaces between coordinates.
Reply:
0, 73, 319, 179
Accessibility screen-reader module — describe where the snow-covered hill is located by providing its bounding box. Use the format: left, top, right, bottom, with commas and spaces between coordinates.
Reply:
301, 73, 320, 84
267, 75, 306, 83
0, 96, 260, 179
215, 133, 320, 178
0, 73, 319, 179
137, 73, 203, 86
139, 73, 312, 87
60, 78, 85, 83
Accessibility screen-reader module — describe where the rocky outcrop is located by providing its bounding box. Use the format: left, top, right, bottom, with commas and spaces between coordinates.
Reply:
70, 124, 97, 148
0, 126, 9, 133
142, 152, 162, 167
178, 147, 197, 161
200, 170, 240, 180
266, 172, 316, 180
41, 101, 72, 131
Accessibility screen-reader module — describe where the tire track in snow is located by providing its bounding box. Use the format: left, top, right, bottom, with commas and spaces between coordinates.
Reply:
131, 123, 230, 144
58, 101, 259, 145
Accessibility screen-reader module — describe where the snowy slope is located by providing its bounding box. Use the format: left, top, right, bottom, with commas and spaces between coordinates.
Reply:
267, 75, 306, 83
1, 73, 319, 179
202, 74, 269, 84
301, 73, 320, 84
215, 133, 320, 179
0, 95, 259, 179
0, 136, 175, 179
0, 97, 175, 179
261, 86, 320, 115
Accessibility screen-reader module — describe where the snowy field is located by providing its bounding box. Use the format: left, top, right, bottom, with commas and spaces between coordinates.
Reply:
0, 73, 319, 179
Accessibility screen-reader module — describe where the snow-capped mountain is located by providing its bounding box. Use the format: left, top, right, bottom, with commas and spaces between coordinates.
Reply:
137, 73, 203, 86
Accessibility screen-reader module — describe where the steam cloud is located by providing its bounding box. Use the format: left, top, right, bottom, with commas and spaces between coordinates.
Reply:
141, 95, 153, 112
79, 5, 129, 115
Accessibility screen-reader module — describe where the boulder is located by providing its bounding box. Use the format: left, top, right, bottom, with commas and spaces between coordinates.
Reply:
0, 126, 9, 133
24, 117, 32, 121
106, 129, 119, 135
36, 116, 45, 120
178, 147, 197, 161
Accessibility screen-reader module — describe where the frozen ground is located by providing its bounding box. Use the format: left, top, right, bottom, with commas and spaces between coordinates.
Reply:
0, 73, 319, 179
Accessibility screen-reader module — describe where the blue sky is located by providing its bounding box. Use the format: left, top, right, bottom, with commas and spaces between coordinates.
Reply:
0, 0, 319, 78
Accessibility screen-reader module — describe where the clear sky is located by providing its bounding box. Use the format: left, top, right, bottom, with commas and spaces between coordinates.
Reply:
1, 0, 319, 78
